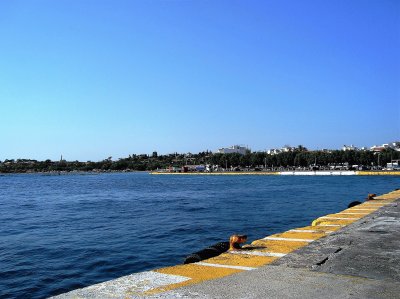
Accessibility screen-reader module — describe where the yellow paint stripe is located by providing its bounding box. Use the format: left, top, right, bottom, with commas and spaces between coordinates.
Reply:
151, 264, 242, 294
312, 218, 357, 227
339, 212, 370, 215
249, 239, 310, 254
274, 231, 328, 239
229, 250, 286, 257
323, 213, 365, 219
287, 228, 331, 239
196, 262, 256, 271
320, 216, 360, 220
359, 205, 389, 209
340, 211, 373, 215
374, 194, 400, 200
357, 171, 400, 175
294, 225, 341, 232
364, 198, 396, 203
342, 208, 375, 212
200, 252, 277, 268
263, 236, 314, 242
317, 224, 345, 227
289, 229, 332, 234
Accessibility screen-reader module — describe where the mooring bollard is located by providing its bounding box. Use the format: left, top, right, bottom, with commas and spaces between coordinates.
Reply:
229, 234, 248, 251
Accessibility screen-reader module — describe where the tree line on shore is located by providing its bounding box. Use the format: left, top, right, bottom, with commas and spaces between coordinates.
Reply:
1, 147, 399, 173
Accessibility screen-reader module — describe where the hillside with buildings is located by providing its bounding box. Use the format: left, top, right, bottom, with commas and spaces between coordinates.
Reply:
1, 142, 399, 173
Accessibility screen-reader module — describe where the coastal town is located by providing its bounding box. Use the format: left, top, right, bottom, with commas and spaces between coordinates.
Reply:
167, 142, 400, 173
1, 141, 399, 174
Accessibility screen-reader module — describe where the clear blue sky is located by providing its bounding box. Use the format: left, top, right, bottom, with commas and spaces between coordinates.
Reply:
1, 0, 399, 161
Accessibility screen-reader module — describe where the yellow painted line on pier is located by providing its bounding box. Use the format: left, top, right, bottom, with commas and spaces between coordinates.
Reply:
200, 252, 277, 268
195, 262, 256, 271
363, 201, 394, 205
346, 208, 378, 212
229, 250, 287, 258
357, 171, 400, 176
292, 225, 341, 233
249, 239, 310, 254
358, 202, 396, 210
338, 212, 370, 215
263, 236, 314, 242
312, 197, 397, 228
321, 216, 359, 220
149, 264, 242, 295
375, 192, 400, 200
312, 217, 358, 227
317, 224, 346, 227
271, 231, 327, 240
311, 212, 365, 227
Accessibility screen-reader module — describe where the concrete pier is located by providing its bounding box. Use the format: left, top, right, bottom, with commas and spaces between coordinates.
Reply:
52, 190, 400, 299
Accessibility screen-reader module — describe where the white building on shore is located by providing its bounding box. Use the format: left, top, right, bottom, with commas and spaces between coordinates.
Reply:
267, 148, 281, 155
342, 145, 358, 151
217, 145, 249, 155
266, 146, 295, 155
370, 141, 400, 152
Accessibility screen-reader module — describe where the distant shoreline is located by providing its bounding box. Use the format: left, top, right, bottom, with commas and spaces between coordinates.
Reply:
1, 170, 399, 176
0, 170, 148, 175
151, 170, 400, 176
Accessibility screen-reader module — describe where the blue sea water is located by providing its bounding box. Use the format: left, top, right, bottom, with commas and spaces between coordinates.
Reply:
0, 173, 398, 299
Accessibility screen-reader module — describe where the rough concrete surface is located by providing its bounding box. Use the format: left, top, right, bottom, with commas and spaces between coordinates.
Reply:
52, 271, 190, 299
274, 200, 400, 281
152, 199, 400, 299
150, 267, 399, 299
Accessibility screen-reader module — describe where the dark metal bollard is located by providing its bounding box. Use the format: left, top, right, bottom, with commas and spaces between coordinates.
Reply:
183, 242, 230, 264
